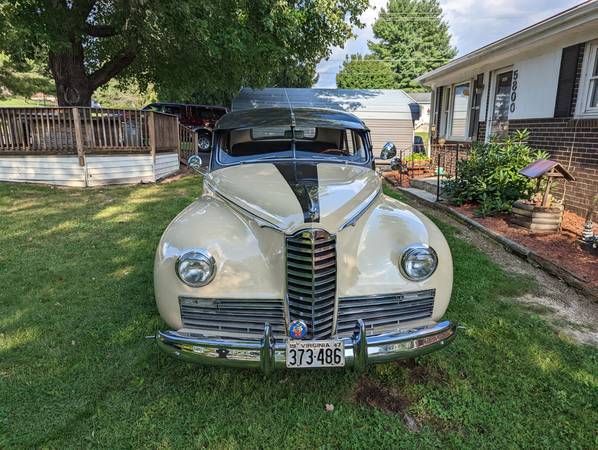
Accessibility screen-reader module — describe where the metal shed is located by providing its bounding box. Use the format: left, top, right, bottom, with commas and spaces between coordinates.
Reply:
232, 88, 418, 157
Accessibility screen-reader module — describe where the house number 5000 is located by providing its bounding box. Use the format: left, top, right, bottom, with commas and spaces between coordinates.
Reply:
510, 70, 518, 113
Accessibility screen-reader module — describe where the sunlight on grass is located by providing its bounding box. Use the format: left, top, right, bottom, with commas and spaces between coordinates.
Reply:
0, 176, 596, 448
0, 326, 40, 352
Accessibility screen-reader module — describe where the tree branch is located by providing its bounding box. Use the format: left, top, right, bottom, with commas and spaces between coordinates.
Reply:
83, 23, 119, 37
89, 47, 137, 89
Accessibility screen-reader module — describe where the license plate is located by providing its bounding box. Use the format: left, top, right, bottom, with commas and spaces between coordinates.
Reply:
286, 340, 345, 368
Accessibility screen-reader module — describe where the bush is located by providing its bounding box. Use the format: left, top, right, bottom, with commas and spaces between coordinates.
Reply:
443, 130, 549, 216
405, 152, 430, 162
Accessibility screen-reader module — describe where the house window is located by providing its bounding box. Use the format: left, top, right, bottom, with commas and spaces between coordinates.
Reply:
489, 69, 513, 138
440, 86, 451, 136
448, 82, 470, 139
436, 81, 474, 140
577, 40, 598, 117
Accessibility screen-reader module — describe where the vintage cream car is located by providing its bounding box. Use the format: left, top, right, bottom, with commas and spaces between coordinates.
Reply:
154, 107, 456, 372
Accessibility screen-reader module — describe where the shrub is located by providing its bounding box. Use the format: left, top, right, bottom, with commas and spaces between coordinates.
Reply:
443, 129, 549, 215
405, 152, 430, 162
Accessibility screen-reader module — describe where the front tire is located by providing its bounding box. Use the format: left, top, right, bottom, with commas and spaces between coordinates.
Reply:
196, 131, 212, 152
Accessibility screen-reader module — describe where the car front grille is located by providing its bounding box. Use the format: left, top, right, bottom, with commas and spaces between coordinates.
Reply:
286, 229, 336, 339
336, 289, 436, 336
179, 297, 286, 337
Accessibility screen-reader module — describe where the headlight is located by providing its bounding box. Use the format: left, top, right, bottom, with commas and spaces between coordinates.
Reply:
176, 250, 216, 287
400, 245, 438, 281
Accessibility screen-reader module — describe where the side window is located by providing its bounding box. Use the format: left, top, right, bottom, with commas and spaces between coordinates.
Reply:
162, 105, 183, 117
578, 41, 598, 116
344, 130, 355, 154
448, 82, 470, 138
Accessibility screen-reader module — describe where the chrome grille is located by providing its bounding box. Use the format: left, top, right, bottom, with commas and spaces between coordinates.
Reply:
179, 297, 286, 337
286, 229, 336, 339
336, 289, 435, 335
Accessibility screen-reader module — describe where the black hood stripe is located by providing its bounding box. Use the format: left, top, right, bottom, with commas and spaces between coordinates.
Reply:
274, 162, 320, 223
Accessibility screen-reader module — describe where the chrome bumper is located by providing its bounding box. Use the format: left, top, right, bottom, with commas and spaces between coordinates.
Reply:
156, 319, 457, 373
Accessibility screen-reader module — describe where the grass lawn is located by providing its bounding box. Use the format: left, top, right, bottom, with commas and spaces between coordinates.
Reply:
0, 177, 596, 448
0, 96, 55, 107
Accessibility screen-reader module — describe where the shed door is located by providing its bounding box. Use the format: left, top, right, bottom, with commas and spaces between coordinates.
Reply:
363, 119, 413, 158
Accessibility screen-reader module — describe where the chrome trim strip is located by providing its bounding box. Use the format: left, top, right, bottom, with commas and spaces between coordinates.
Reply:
339, 187, 381, 230
156, 320, 457, 373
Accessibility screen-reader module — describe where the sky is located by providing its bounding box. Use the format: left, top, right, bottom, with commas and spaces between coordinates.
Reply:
315, 0, 583, 88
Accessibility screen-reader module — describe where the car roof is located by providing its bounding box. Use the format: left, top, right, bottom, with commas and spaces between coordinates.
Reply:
214, 107, 367, 131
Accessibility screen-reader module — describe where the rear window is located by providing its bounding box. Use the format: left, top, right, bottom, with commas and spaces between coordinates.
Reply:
251, 127, 316, 140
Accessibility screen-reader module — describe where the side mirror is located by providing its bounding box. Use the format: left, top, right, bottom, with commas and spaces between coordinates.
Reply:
380, 142, 397, 160
188, 155, 203, 173
390, 156, 402, 171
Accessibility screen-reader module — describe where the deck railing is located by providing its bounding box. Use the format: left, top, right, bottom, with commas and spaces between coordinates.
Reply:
0, 107, 181, 164
179, 124, 198, 163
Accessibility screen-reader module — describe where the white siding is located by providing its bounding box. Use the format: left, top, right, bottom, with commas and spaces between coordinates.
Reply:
85, 155, 155, 186
155, 153, 180, 180
0, 156, 85, 187
509, 49, 562, 119
363, 118, 414, 158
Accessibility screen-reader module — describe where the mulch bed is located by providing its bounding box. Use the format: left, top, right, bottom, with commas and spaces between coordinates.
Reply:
452, 204, 598, 288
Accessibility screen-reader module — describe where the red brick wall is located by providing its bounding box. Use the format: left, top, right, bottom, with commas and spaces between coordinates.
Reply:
507, 118, 598, 217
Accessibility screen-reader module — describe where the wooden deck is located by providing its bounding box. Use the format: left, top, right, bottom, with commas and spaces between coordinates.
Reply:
0, 107, 197, 186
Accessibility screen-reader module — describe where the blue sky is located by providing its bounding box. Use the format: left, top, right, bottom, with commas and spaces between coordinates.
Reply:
315, 0, 583, 87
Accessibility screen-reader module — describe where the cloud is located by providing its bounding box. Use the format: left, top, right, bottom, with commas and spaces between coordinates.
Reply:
316, 0, 581, 88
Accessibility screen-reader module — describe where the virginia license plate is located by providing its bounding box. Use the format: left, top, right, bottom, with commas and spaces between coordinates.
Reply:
286, 340, 345, 368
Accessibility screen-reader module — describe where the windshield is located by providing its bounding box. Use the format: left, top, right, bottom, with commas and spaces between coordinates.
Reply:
214, 126, 370, 166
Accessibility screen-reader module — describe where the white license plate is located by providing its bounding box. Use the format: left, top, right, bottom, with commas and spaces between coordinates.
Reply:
286, 340, 345, 368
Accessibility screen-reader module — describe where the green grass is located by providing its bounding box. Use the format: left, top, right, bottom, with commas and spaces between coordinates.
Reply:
0, 96, 55, 107
1, 178, 596, 448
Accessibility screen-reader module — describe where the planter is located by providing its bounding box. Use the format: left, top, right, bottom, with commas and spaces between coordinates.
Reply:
511, 200, 563, 233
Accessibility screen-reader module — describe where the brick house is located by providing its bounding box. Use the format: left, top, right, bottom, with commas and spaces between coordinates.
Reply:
416, 0, 598, 217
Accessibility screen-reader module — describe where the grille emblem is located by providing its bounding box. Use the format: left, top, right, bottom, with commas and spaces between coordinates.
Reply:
289, 320, 308, 339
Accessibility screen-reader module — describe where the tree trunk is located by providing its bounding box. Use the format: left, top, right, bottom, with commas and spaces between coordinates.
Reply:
49, 41, 94, 107
49, 41, 137, 107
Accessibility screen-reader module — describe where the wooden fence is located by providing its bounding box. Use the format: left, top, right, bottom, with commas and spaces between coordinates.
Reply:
0, 107, 183, 165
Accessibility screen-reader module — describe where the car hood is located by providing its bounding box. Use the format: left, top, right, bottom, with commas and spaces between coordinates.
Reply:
204, 162, 381, 233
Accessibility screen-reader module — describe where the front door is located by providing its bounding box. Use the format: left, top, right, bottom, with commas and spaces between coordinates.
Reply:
488, 70, 514, 139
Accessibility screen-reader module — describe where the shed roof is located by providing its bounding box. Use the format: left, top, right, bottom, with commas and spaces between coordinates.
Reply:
405, 92, 431, 104
232, 88, 418, 121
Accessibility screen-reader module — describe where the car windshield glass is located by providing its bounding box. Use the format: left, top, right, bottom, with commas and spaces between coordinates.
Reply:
216, 126, 369, 165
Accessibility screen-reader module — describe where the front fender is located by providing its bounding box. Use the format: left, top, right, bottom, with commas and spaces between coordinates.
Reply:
336, 194, 453, 322
154, 194, 285, 330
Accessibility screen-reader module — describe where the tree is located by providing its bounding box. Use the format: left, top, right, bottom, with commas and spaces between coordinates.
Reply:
0, 0, 367, 106
336, 0, 456, 90
93, 79, 157, 109
369, 0, 456, 91
269, 57, 319, 88
0, 53, 55, 100
336, 54, 397, 89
